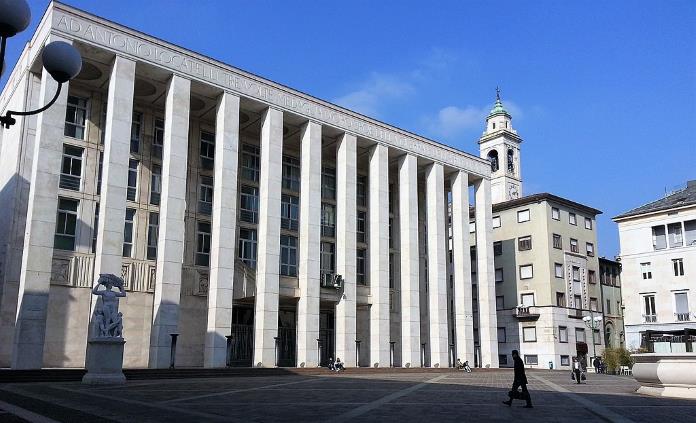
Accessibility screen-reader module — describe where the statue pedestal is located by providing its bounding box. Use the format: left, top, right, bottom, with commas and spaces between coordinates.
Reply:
82, 337, 126, 385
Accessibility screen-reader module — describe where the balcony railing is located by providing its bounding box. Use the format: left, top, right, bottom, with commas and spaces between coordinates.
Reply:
676, 313, 691, 322
568, 308, 584, 319
643, 314, 657, 323
514, 306, 540, 320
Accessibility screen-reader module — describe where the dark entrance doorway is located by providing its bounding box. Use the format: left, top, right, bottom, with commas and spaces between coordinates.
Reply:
277, 309, 296, 367
229, 305, 254, 367
319, 310, 335, 366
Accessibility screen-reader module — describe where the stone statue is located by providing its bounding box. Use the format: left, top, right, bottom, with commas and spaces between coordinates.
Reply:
91, 274, 126, 338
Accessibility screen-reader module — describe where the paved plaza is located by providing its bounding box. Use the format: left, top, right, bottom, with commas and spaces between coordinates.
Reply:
0, 369, 694, 422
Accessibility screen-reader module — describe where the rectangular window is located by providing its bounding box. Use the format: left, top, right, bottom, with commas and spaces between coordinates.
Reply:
594, 329, 602, 345
321, 166, 336, 200
92, 202, 99, 253
127, 159, 139, 202
685, 220, 696, 246
320, 242, 336, 276
122, 208, 136, 257
198, 175, 214, 215
586, 242, 595, 257
282, 155, 301, 192
64, 95, 87, 139
238, 228, 257, 268
279, 235, 298, 276
200, 131, 215, 170
147, 212, 159, 260
517, 209, 530, 223
499, 355, 508, 365
555, 263, 564, 278
97, 152, 103, 195
574, 294, 582, 309
521, 293, 535, 306
518, 235, 532, 251
572, 266, 580, 281
495, 268, 504, 283
492, 216, 501, 228
389, 253, 395, 289
356, 211, 367, 243
497, 327, 507, 343
524, 355, 538, 365
675, 292, 689, 321
561, 355, 570, 366
569, 212, 577, 225
588, 270, 596, 284
556, 292, 566, 307
281, 194, 299, 231
100, 102, 106, 144
590, 297, 598, 311
240, 185, 259, 224
153, 117, 164, 159
606, 300, 611, 314
570, 238, 579, 253
55, 197, 79, 250
553, 234, 562, 249
643, 295, 656, 321
493, 241, 502, 256
356, 175, 367, 207
640, 262, 652, 280
668, 222, 683, 248
585, 217, 593, 230
575, 328, 586, 343
519, 264, 533, 280
496, 295, 504, 310
559, 326, 568, 343
469, 221, 476, 233
150, 164, 161, 205
652, 225, 667, 250
196, 221, 212, 266
551, 207, 560, 220
130, 111, 142, 153
673, 258, 685, 276
523, 327, 537, 342
60, 144, 83, 191
356, 248, 367, 285
240, 144, 260, 182
321, 203, 336, 238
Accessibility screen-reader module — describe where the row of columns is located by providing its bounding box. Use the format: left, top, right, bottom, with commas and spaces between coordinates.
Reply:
10, 47, 498, 369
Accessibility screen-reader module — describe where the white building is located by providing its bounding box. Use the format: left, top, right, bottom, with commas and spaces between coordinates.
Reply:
0, 2, 499, 369
614, 181, 696, 350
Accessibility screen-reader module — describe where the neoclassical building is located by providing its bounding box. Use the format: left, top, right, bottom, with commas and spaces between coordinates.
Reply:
0, 2, 499, 369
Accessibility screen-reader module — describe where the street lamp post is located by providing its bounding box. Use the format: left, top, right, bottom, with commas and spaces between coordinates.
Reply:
582, 312, 603, 364
1, 0, 82, 128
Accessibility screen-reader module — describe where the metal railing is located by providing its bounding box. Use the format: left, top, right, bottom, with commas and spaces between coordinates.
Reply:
643, 314, 657, 323
676, 313, 691, 322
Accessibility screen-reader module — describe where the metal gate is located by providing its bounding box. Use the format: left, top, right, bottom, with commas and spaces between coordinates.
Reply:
319, 311, 335, 366
229, 324, 254, 367
277, 326, 296, 367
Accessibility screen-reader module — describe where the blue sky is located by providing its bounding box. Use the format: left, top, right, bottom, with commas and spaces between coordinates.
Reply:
2, 0, 695, 257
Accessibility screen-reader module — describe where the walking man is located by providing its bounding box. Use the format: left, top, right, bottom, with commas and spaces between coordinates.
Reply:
503, 350, 533, 408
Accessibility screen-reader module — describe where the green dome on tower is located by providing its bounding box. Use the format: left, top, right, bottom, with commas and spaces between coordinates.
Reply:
488, 87, 511, 119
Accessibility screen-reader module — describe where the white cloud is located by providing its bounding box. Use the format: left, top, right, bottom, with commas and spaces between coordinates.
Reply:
425, 100, 524, 138
333, 72, 414, 117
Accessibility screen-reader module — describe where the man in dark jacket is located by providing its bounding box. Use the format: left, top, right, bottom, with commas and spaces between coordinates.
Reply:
503, 350, 533, 408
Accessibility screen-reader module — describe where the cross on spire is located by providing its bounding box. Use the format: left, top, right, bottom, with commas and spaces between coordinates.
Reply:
496, 86, 501, 101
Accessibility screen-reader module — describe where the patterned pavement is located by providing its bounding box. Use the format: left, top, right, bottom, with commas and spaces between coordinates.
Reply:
0, 369, 694, 422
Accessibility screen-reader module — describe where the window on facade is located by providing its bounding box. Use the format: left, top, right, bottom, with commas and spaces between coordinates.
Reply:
122, 208, 136, 257
100, 102, 107, 144
586, 242, 594, 257
127, 159, 139, 202
150, 164, 161, 205
388, 183, 395, 214
594, 329, 602, 345
492, 216, 501, 228
518, 235, 532, 251
606, 300, 612, 315
195, 221, 211, 266
469, 221, 476, 233
280, 194, 299, 231
652, 225, 667, 250
561, 355, 570, 366
279, 235, 298, 276
553, 234, 562, 249
643, 295, 656, 321
495, 268, 504, 283
198, 175, 214, 215
588, 270, 596, 284
356, 248, 367, 285
97, 152, 103, 195
200, 131, 215, 170
556, 292, 566, 307
147, 212, 159, 260
493, 241, 502, 256
524, 355, 538, 365
321, 203, 336, 238
497, 327, 507, 343
559, 326, 568, 343
640, 262, 652, 280
320, 242, 336, 276
130, 111, 142, 153
517, 209, 530, 223
673, 258, 685, 276
555, 263, 564, 278
356, 175, 367, 207
590, 297, 598, 311
238, 228, 257, 268
241, 144, 260, 182
675, 292, 689, 321
60, 144, 83, 191
389, 253, 395, 289
570, 238, 579, 253
239, 185, 259, 224
523, 327, 537, 342
55, 197, 79, 250
92, 202, 99, 253
575, 328, 586, 343
569, 212, 577, 225
496, 295, 504, 310
499, 355, 508, 365
572, 266, 580, 281
153, 117, 164, 159
521, 293, 535, 306
389, 217, 394, 249
282, 155, 300, 192
667, 222, 683, 248
585, 217, 592, 230
574, 294, 582, 309
356, 211, 367, 243
551, 207, 560, 220
64, 95, 87, 139
519, 264, 533, 280
321, 166, 336, 200
685, 220, 696, 246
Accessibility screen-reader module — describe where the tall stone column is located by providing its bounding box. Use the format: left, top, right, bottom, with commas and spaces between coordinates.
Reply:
149, 75, 191, 368
425, 163, 448, 367
369, 144, 390, 367
204, 92, 240, 368
450, 171, 474, 364
92, 55, 135, 287
398, 154, 420, 367
475, 177, 499, 368
253, 107, 283, 367
296, 121, 321, 368
11, 50, 71, 369
335, 133, 357, 367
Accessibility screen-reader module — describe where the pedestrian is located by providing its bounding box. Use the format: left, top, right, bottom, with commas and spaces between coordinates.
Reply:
572, 356, 582, 384
593, 356, 600, 374
456, 358, 464, 370
502, 350, 533, 408
334, 357, 345, 372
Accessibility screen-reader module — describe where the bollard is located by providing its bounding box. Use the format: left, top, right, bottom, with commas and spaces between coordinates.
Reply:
225, 335, 235, 367
169, 333, 179, 369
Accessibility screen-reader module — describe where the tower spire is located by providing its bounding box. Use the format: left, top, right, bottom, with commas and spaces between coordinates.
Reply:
496, 86, 501, 102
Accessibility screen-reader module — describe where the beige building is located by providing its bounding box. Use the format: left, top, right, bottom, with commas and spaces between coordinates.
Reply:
599, 257, 625, 349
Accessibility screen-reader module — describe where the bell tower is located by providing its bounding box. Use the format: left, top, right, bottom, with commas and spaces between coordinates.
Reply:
478, 88, 523, 204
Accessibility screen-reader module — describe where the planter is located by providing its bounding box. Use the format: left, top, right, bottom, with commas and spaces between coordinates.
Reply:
632, 353, 696, 399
